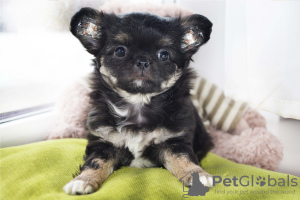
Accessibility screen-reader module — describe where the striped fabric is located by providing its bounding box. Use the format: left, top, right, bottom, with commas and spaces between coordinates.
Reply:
190, 77, 248, 132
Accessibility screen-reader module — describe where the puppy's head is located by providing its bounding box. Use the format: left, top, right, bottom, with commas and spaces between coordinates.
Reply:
70, 8, 212, 94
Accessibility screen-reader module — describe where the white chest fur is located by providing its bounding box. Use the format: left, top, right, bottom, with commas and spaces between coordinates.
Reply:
90, 101, 184, 168
92, 126, 184, 168
107, 101, 145, 127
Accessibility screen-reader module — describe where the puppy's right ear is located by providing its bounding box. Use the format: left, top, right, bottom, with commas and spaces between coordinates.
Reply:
70, 7, 105, 56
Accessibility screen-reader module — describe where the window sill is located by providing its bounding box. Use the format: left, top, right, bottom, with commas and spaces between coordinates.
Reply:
0, 111, 56, 148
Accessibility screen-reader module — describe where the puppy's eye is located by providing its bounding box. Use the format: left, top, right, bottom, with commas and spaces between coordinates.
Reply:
115, 47, 126, 57
158, 50, 169, 61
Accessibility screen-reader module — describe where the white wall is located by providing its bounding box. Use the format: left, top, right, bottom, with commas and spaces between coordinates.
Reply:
224, 0, 300, 118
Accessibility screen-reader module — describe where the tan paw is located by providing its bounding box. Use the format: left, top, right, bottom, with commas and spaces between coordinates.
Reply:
63, 180, 97, 195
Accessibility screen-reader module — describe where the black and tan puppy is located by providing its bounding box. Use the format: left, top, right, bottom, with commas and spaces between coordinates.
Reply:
64, 7, 213, 195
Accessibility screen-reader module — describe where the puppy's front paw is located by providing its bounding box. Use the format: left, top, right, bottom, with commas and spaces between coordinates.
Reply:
63, 180, 97, 195
182, 170, 214, 187
198, 174, 213, 187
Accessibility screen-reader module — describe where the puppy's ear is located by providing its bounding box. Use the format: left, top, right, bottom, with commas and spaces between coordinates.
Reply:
180, 14, 212, 56
70, 7, 105, 56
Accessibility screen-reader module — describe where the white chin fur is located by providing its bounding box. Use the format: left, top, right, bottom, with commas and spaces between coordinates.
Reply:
133, 80, 143, 87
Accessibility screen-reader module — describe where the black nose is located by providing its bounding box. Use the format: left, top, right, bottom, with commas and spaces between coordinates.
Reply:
136, 60, 150, 70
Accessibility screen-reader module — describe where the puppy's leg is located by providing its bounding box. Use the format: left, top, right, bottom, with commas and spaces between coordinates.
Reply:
64, 158, 114, 195
163, 151, 213, 187
64, 139, 133, 195
143, 139, 213, 187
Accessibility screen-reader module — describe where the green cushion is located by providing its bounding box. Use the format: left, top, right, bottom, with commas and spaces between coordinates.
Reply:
1, 139, 299, 200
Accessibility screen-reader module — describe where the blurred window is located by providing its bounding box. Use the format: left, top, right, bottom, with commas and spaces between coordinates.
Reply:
0, 0, 108, 123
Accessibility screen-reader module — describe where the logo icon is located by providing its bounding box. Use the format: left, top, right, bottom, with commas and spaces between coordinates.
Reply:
256, 176, 266, 186
180, 172, 210, 198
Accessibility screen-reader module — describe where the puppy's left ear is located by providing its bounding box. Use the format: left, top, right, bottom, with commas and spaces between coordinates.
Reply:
180, 14, 212, 56
70, 7, 105, 56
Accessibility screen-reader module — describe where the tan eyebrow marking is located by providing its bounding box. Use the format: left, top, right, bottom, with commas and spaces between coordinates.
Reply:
159, 37, 173, 46
114, 32, 131, 43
